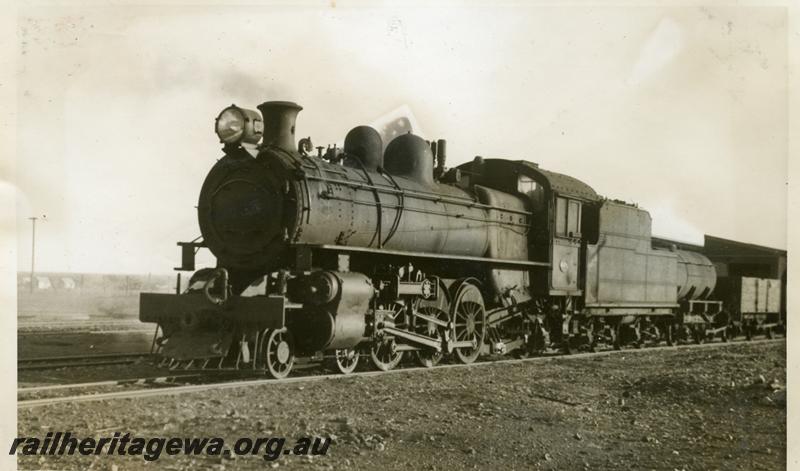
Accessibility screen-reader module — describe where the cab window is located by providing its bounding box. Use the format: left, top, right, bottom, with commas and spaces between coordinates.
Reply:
555, 197, 567, 236
518, 175, 546, 211
518, 175, 537, 194
555, 196, 581, 238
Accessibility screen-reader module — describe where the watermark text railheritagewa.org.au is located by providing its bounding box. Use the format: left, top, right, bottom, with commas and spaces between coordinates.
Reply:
10, 432, 331, 462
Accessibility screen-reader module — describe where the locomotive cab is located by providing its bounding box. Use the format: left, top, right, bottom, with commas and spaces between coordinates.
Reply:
456, 158, 599, 298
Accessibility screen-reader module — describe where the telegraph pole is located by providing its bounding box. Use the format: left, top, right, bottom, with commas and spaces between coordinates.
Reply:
28, 217, 37, 293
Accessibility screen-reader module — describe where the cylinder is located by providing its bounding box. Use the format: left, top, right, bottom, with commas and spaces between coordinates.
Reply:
327, 272, 373, 350
291, 271, 372, 351
675, 250, 717, 300
257, 101, 302, 152
300, 271, 340, 305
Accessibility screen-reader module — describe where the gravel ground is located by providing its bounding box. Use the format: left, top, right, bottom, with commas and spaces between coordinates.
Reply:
17, 341, 785, 471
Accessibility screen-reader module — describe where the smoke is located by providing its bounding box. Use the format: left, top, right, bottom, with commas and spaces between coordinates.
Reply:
12, 6, 788, 274
646, 202, 704, 245
628, 17, 685, 85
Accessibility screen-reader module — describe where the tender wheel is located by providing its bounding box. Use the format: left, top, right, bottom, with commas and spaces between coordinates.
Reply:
612, 323, 621, 350
329, 348, 360, 374
526, 321, 549, 356
640, 324, 659, 347
665, 324, 674, 347
692, 326, 705, 345
261, 328, 295, 379
414, 306, 448, 368
451, 283, 486, 364
729, 324, 741, 339
632, 324, 643, 349
713, 311, 731, 343
584, 325, 596, 353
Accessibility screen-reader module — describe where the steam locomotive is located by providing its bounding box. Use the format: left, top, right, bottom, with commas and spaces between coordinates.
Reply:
139, 100, 782, 378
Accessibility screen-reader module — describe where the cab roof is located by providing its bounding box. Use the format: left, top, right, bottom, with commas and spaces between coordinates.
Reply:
516, 161, 599, 202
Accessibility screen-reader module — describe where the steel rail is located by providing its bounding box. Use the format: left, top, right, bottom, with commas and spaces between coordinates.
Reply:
18, 353, 152, 371
19, 352, 152, 364
18, 320, 141, 328
17, 338, 783, 409
18, 362, 321, 395
18, 373, 205, 394
18, 329, 153, 337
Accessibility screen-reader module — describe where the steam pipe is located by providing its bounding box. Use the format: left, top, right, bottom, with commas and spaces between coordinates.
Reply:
436, 139, 447, 171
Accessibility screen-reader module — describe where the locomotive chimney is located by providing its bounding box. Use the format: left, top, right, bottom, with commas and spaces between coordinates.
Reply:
257, 101, 303, 152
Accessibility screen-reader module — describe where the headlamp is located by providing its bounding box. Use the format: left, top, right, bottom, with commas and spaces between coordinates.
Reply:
214, 105, 263, 145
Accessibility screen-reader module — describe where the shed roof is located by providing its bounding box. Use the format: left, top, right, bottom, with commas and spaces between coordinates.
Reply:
703, 235, 786, 257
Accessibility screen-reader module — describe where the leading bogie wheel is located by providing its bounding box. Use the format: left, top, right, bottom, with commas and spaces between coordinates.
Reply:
451, 283, 486, 364
261, 328, 295, 379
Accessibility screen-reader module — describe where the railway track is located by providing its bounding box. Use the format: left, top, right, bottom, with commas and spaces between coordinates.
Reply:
18, 352, 153, 371
17, 319, 149, 334
19, 372, 206, 394
17, 338, 783, 409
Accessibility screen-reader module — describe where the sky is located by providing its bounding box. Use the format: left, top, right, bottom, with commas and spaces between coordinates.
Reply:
8, 3, 789, 274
